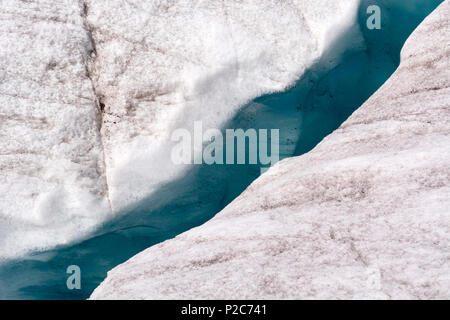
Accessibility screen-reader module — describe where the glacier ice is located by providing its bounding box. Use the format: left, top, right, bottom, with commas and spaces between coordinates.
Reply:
0, 0, 446, 299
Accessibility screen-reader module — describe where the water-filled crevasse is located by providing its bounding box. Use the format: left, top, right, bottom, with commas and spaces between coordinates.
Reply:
0, 0, 442, 299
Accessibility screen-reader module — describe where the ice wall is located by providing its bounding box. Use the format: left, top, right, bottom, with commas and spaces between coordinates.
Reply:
0, 0, 111, 259
91, 1, 450, 300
